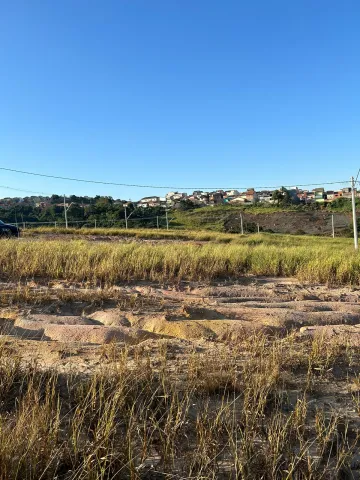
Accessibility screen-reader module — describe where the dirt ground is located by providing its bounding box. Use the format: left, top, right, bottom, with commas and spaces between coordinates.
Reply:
3, 277, 360, 476
1, 276, 360, 371
225, 210, 351, 235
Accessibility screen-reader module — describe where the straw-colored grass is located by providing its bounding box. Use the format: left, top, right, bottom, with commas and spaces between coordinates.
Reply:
0, 332, 356, 479
1, 235, 360, 284
26, 226, 356, 247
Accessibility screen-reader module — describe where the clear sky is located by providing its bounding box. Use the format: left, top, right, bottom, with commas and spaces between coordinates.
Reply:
1, 0, 359, 200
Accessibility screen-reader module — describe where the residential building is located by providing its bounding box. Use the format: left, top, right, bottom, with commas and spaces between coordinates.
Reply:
138, 196, 161, 207
313, 188, 325, 203
165, 192, 187, 206
245, 188, 258, 203
257, 190, 272, 203
342, 187, 353, 199
209, 192, 224, 205
225, 190, 240, 197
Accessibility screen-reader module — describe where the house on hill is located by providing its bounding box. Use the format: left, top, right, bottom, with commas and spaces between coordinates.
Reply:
313, 188, 326, 203
246, 188, 258, 203
138, 196, 161, 207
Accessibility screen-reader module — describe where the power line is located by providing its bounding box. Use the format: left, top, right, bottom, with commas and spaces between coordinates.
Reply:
0, 184, 52, 196
0, 166, 349, 191
355, 169, 360, 184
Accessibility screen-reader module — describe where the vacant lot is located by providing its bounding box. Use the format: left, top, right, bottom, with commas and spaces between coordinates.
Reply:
3, 231, 360, 285
1, 232, 360, 479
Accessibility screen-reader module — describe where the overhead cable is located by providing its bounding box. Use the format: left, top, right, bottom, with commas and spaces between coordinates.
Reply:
0, 167, 349, 191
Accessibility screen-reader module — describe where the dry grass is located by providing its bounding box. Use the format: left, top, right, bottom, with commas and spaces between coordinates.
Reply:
0, 285, 159, 311
24, 226, 356, 246
1, 236, 360, 285
25, 226, 229, 242
0, 333, 357, 479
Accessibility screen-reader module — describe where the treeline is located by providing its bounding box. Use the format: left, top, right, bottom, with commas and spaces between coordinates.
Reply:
0, 195, 166, 227
0, 193, 358, 229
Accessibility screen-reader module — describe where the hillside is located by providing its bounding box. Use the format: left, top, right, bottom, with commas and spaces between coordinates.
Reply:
173, 206, 352, 235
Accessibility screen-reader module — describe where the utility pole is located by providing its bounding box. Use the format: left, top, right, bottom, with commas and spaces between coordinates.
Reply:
63, 195, 74, 229
257, 223, 260, 234
351, 176, 358, 250
64, 194, 68, 229
240, 214, 244, 235
331, 214, 335, 238
124, 205, 134, 229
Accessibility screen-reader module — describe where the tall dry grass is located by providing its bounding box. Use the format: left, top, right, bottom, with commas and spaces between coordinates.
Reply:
25, 226, 356, 246
0, 333, 356, 479
0, 237, 360, 285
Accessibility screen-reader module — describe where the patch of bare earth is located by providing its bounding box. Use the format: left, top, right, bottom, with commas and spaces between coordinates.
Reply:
2, 278, 360, 477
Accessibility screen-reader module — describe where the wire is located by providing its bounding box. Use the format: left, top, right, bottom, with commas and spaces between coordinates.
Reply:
0, 184, 52, 196
0, 166, 350, 191
355, 169, 360, 184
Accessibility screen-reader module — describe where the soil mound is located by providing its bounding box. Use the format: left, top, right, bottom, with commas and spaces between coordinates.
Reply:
43, 325, 159, 344
299, 324, 360, 345
89, 309, 132, 326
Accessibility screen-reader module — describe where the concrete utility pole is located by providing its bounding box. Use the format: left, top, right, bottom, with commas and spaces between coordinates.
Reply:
331, 214, 335, 238
240, 214, 244, 235
64, 195, 68, 229
63, 195, 74, 229
124, 205, 134, 229
351, 176, 358, 250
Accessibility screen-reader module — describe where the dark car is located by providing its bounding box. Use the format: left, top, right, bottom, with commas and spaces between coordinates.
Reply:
0, 220, 20, 238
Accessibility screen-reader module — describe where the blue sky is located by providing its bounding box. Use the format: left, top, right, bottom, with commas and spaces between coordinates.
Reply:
0, 0, 359, 200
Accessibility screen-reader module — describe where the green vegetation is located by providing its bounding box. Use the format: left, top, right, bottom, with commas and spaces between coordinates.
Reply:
172, 202, 355, 233
172, 204, 299, 231
0, 195, 167, 228
1, 233, 360, 285
2, 194, 360, 230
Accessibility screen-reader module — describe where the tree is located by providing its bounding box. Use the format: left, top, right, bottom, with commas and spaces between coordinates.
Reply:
272, 190, 283, 205
176, 199, 197, 211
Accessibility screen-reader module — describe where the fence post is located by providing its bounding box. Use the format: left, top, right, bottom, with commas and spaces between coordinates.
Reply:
95, 219, 97, 228
165, 211, 169, 230
331, 214, 335, 238
157, 216, 159, 229
257, 223, 260, 234
240, 214, 244, 235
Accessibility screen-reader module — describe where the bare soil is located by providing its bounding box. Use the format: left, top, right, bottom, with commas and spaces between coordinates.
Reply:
1, 277, 360, 370
225, 210, 350, 234
3, 277, 360, 476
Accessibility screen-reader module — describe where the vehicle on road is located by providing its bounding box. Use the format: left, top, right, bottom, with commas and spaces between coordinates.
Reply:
0, 220, 20, 238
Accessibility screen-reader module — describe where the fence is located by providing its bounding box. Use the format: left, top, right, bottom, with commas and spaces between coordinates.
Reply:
7, 213, 350, 237
10, 215, 175, 230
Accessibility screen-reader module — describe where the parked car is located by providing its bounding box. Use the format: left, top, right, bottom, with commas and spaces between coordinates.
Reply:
0, 220, 20, 238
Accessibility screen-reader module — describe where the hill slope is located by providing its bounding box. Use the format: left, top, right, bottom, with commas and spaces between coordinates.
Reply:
173, 206, 351, 235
